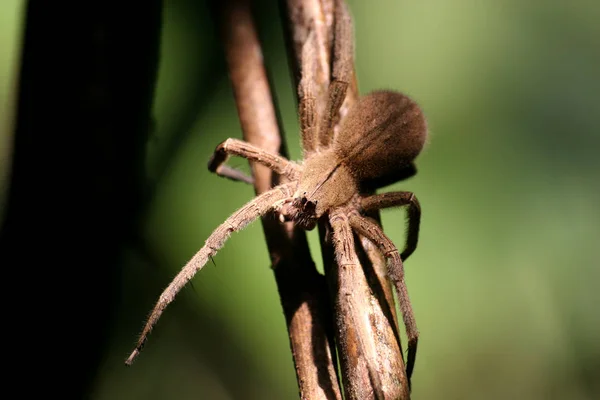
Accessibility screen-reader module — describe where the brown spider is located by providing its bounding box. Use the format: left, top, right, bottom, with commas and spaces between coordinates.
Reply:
126, 0, 427, 386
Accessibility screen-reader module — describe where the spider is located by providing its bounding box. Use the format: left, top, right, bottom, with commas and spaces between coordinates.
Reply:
126, 0, 427, 386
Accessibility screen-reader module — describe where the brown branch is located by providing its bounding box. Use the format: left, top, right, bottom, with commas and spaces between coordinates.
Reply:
219, 1, 342, 399
281, 0, 411, 398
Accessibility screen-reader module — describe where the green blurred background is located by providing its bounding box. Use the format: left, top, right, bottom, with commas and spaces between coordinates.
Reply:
1, 0, 599, 399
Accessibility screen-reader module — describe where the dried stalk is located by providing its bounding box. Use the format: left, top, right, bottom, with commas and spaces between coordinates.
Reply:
219, 1, 342, 399
280, 0, 411, 398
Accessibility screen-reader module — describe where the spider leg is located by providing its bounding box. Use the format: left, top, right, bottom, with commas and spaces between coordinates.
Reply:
360, 191, 421, 261
348, 211, 419, 386
298, 30, 319, 154
126, 182, 295, 365
317, 0, 353, 147
207, 138, 301, 184
329, 209, 386, 400
362, 162, 418, 191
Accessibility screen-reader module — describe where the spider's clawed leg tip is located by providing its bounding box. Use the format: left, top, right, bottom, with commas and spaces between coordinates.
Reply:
125, 350, 138, 366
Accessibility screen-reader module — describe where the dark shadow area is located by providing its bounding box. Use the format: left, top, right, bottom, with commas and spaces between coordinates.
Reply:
0, 1, 161, 396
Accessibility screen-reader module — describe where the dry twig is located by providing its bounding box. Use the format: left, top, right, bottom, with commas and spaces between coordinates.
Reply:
220, 1, 342, 398
281, 0, 411, 398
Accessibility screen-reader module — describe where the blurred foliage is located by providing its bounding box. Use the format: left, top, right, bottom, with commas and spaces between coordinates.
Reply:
0, 0, 22, 221
2, 0, 600, 399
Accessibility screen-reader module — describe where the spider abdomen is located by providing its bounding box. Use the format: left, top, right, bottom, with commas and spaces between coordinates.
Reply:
333, 90, 427, 184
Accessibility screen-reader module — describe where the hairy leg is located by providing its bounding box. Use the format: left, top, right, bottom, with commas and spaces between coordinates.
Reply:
361, 162, 417, 191
360, 191, 421, 261
126, 182, 295, 365
318, 0, 353, 148
207, 138, 301, 184
298, 30, 319, 155
329, 209, 386, 400
348, 212, 419, 386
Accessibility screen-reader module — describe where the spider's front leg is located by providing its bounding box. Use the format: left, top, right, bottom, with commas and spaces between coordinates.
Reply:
298, 30, 319, 154
207, 138, 302, 184
317, 0, 354, 147
348, 210, 419, 386
360, 191, 421, 261
126, 182, 295, 366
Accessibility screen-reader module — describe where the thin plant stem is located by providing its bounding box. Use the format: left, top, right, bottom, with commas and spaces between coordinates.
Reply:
280, 0, 411, 398
219, 1, 343, 398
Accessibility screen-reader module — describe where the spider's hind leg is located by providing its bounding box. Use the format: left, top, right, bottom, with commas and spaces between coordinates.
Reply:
361, 163, 418, 191
360, 191, 421, 261
208, 138, 301, 184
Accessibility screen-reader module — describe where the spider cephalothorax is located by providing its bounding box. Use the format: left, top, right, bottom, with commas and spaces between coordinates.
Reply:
278, 90, 426, 230
127, 0, 427, 389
